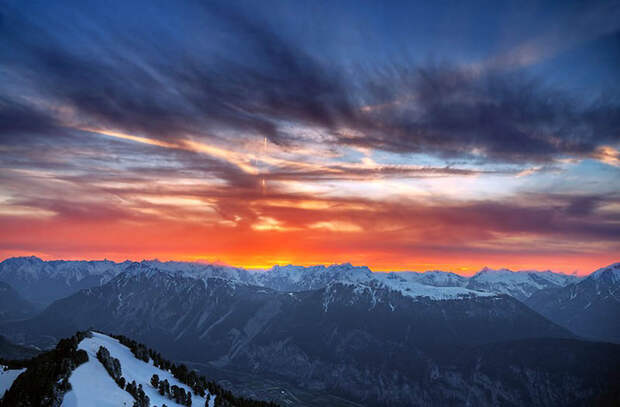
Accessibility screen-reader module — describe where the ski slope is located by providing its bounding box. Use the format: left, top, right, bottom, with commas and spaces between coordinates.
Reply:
63, 331, 214, 407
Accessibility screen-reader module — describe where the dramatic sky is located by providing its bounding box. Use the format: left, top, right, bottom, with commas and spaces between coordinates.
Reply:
1, 0, 619, 274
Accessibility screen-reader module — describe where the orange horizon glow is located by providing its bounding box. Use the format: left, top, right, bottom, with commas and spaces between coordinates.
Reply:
1, 216, 614, 277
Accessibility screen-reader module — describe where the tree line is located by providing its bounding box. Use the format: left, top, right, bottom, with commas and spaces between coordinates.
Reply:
113, 334, 279, 407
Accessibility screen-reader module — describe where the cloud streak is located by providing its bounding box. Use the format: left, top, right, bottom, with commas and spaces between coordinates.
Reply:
1, 1, 619, 165
0, 0, 618, 273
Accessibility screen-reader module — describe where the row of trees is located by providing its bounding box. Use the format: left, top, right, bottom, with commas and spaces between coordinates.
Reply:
151, 374, 195, 406
96, 346, 123, 387
126, 381, 150, 407
96, 345, 149, 407
113, 334, 279, 407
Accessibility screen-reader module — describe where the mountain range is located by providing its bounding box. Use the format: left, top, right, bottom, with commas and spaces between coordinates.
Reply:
0, 257, 618, 406
0, 256, 581, 304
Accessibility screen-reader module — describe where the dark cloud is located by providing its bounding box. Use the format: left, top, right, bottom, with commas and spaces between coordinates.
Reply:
0, 98, 60, 142
345, 66, 620, 162
565, 195, 606, 217
1, 1, 618, 165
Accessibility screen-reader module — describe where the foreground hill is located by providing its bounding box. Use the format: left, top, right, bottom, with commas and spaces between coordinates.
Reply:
0, 330, 276, 407
526, 263, 620, 343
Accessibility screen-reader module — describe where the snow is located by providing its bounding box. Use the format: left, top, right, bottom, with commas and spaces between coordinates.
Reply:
63, 332, 213, 407
589, 263, 620, 283
464, 267, 580, 299
473, 268, 543, 286
0, 256, 599, 303
256, 264, 492, 300
0, 365, 25, 397
380, 270, 467, 287
375, 274, 493, 300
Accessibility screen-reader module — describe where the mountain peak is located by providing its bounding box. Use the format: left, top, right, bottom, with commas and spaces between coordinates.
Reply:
1, 256, 44, 265
589, 262, 620, 283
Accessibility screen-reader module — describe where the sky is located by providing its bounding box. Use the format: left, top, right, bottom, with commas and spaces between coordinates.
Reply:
0, 0, 619, 275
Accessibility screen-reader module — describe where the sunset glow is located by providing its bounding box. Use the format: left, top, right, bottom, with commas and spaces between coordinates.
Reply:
1, 0, 619, 275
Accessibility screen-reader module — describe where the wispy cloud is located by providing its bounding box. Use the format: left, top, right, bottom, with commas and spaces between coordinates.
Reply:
0, 0, 618, 273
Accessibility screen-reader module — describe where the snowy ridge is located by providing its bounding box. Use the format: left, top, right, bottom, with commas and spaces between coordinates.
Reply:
254, 263, 492, 300
62, 332, 213, 407
465, 267, 581, 300
588, 263, 620, 283
375, 273, 492, 300
471, 267, 578, 285
379, 270, 467, 287
0, 256, 601, 302
0, 256, 122, 283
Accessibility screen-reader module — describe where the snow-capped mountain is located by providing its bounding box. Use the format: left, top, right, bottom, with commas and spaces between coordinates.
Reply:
385, 270, 468, 287
0, 257, 126, 306
2, 260, 618, 406
465, 267, 580, 301
253, 263, 491, 300
589, 262, 620, 284
3, 268, 578, 406
0, 257, 583, 305
526, 263, 620, 343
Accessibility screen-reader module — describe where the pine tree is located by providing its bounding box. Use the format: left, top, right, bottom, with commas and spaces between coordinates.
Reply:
151, 374, 159, 388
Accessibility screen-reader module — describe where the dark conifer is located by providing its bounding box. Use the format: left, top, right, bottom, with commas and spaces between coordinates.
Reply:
151, 373, 160, 388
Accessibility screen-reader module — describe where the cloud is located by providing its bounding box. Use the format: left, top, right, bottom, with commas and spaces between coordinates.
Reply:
1, 1, 618, 167
0, 0, 618, 272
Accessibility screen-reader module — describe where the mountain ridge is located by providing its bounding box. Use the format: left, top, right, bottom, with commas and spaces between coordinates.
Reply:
0, 256, 589, 305
1, 268, 579, 406
525, 263, 620, 343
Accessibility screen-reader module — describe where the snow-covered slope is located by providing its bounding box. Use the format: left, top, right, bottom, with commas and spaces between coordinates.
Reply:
0, 365, 25, 397
588, 262, 620, 284
251, 263, 580, 300
252, 263, 492, 300
466, 267, 580, 300
374, 272, 492, 300
63, 332, 213, 407
388, 270, 468, 287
